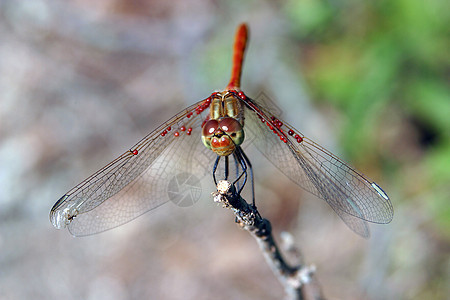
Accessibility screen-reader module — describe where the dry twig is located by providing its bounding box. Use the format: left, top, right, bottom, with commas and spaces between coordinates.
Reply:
212, 180, 326, 300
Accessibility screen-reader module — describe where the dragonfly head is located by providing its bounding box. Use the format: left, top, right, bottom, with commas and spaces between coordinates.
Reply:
202, 117, 245, 156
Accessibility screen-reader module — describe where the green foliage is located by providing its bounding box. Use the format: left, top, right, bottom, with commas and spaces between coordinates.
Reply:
283, 0, 450, 238
285, 0, 449, 154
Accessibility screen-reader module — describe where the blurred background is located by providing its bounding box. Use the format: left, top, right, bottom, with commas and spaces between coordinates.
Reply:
0, 0, 448, 299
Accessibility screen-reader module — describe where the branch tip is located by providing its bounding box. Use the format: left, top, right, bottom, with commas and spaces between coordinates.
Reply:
212, 180, 326, 300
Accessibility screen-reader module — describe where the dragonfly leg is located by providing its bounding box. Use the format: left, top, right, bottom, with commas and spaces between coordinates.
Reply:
214, 148, 255, 208
233, 150, 247, 190
224, 155, 229, 180
232, 152, 245, 193
238, 147, 255, 208
233, 152, 241, 191
234, 146, 258, 208
212, 155, 221, 185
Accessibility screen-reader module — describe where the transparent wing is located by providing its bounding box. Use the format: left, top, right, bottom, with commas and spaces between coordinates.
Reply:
242, 96, 393, 237
50, 98, 215, 236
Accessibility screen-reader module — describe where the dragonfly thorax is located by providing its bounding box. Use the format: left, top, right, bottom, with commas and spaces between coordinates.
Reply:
208, 91, 244, 120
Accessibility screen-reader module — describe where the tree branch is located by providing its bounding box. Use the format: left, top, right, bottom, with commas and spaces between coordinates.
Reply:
212, 180, 326, 300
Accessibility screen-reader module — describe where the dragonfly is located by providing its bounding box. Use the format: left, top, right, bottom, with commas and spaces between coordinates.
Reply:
50, 23, 393, 237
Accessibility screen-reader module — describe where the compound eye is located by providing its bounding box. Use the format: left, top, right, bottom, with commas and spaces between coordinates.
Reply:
202, 119, 219, 137
219, 117, 243, 133
219, 117, 244, 146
